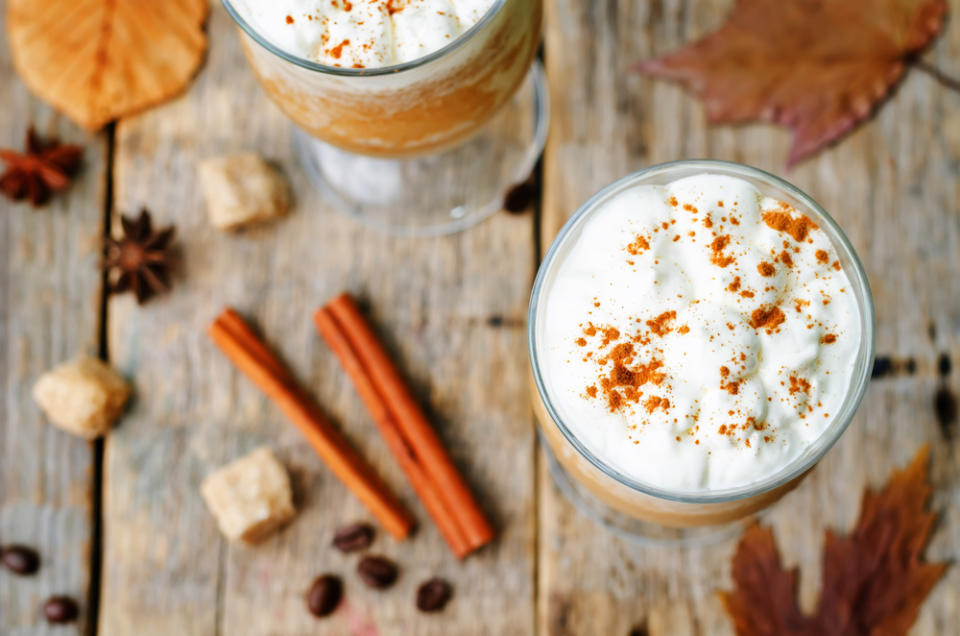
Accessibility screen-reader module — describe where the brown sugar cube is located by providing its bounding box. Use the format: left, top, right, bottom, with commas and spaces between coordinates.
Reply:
201, 447, 296, 544
198, 153, 290, 230
32, 356, 130, 439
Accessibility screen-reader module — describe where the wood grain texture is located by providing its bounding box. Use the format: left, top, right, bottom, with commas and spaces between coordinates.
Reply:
0, 8, 106, 634
98, 4, 535, 634
539, 0, 960, 634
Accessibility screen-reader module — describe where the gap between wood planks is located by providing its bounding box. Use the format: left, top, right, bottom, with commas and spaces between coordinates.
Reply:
529, 150, 545, 636
87, 121, 116, 636
526, 43, 548, 636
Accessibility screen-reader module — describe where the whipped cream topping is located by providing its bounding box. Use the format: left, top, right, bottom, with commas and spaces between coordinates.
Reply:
538, 174, 861, 492
232, 0, 496, 68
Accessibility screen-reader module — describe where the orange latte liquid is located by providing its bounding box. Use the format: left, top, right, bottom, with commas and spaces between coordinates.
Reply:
532, 376, 809, 527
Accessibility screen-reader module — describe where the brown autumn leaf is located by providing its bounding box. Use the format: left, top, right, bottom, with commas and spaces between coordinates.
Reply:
7, 0, 209, 131
637, 0, 948, 166
721, 445, 947, 636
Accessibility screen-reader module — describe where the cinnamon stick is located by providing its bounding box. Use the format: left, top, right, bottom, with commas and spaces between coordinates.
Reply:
315, 294, 495, 557
215, 308, 293, 384
209, 309, 414, 540
314, 308, 471, 557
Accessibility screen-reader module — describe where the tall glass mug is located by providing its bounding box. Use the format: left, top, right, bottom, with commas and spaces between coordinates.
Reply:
528, 161, 875, 542
223, 0, 548, 236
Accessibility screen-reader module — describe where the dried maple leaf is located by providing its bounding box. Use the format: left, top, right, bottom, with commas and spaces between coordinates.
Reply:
7, 0, 209, 131
103, 209, 176, 304
0, 126, 83, 206
721, 446, 947, 636
637, 0, 948, 165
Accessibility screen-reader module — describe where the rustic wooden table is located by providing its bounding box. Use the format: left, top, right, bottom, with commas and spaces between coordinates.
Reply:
2, 1, 959, 634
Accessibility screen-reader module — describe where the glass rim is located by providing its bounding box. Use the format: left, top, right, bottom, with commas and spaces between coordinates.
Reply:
528, 159, 877, 504
221, 0, 507, 77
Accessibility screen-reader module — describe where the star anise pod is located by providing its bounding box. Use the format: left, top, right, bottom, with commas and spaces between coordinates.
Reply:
0, 126, 83, 206
103, 209, 176, 304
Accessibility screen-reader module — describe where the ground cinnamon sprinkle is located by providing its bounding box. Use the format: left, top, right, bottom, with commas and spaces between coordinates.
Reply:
762, 210, 818, 242
750, 305, 786, 334
631, 359, 665, 386
668, 196, 678, 207
678, 325, 690, 334
626, 235, 650, 255
575, 323, 673, 414
643, 395, 670, 413
788, 374, 811, 395
600, 326, 620, 346
740, 290, 755, 298
683, 203, 697, 213
646, 310, 676, 336
821, 333, 837, 344
779, 250, 794, 267
727, 276, 741, 293
815, 249, 829, 264
710, 235, 735, 267
595, 358, 666, 412
575, 337, 587, 347
757, 262, 776, 277
603, 342, 635, 365
719, 365, 740, 394
328, 39, 350, 59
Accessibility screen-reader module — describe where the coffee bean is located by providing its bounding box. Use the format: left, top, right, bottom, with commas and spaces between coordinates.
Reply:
1, 545, 40, 575
332, 522, 374, 553
356, 556, 398, 589
938, 352, 952, 377
306, 574, 342, 618
935, 386, 957, 438
43, 596, 79, 624
416, 578, 453, 612
871, 356, 891, 378
503, 180, 539, 213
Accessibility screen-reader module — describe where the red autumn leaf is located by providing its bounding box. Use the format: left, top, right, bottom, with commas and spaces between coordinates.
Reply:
721, 445, 947, 636
637, 0, 948, 166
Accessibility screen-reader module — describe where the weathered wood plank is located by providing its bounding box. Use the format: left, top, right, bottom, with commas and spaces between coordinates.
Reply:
539, 0, 960, 634
99, 4, 536, 634
0, 8, 106, 634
